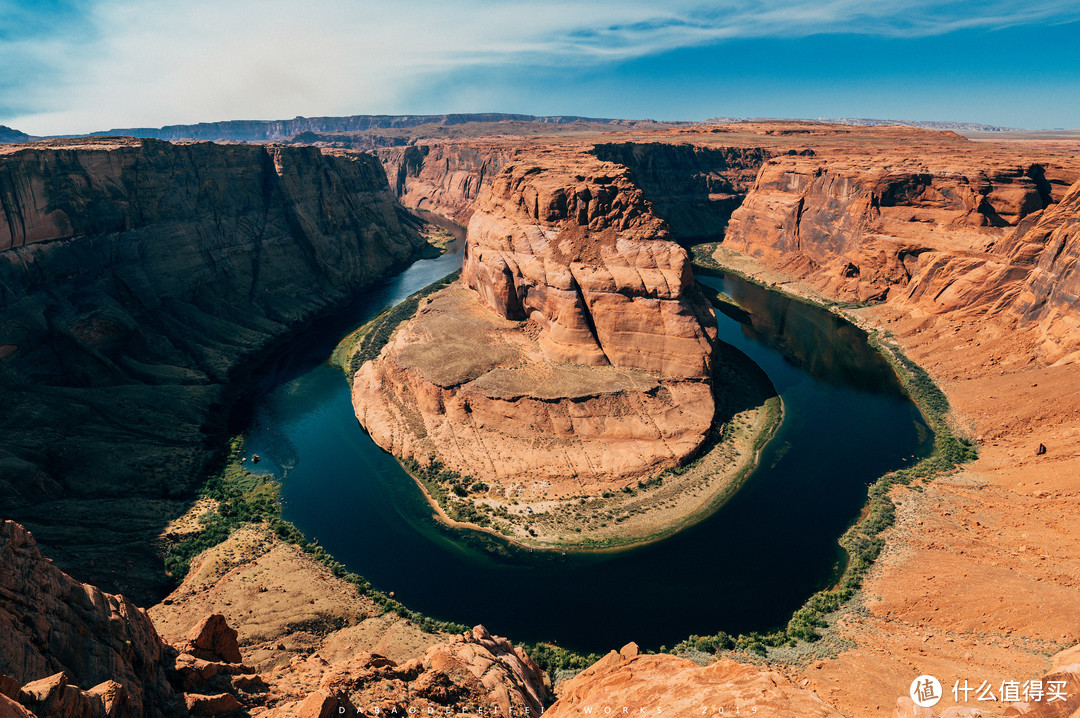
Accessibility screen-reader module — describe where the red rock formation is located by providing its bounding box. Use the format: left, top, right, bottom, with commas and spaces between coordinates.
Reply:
464, 153, 716, 377
180, 615, 243, 665
545, 643, 841, 717
0, 521, 173, 716
994, 177, 1080, 363
724, 156, 1067, 300
259, 626, 547, 717
720, 147, 1080, 365
353, 147, 719, 490
1, 519, 553, 717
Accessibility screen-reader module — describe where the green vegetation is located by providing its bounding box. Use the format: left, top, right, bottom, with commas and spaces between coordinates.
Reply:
330, 269, 461, 377
162, 436, 468, 635
401, 456, 498, 528
524, 643, 602, 676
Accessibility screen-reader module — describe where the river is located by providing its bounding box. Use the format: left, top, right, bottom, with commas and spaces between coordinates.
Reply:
239, 231, 931, 654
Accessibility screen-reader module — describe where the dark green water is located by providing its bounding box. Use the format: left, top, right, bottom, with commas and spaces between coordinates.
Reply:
241, 238, 931, 654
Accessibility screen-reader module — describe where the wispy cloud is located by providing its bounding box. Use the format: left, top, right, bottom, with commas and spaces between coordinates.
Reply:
1, 0, 1077, 134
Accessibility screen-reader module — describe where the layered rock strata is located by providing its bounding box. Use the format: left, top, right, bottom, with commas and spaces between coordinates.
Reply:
376, 142, 514, 224
590, 142, 772, 239
353, 149, 718, 493
721, 150, 1080, 362
0, 138, 425, 599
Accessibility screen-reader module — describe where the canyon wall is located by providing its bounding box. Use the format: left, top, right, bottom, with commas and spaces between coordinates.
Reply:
997, 179, 1080, 362
0, 138, 425, 599
376, 142, 514, 224
720, 150, 1080, 361
352, 147, 719, 493
590, 142, 772, 239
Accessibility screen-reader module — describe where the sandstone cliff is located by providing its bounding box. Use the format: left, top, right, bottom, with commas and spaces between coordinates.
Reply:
376, 142, 513, 224
724, 156, 1066, 297
721, 150, 1080, 361
996, 178, 1080, 363
0, 138, 425, 600
352, 147, 719, 496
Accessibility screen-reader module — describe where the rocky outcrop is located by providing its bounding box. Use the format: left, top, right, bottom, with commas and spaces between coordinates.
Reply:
462, 153, 717, 378
0, 138, 425, 600
0, 520, 175, 716
353, 148, 718, 492
2, 519, 550, 717
261, 626, 547, 718
376, 142, 513, 224
545, 643, 841, 717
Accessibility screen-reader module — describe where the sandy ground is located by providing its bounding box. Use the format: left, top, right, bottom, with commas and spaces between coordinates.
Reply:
150, 525, 446, 672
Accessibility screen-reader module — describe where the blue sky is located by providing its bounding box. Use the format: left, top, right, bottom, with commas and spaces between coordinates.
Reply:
1, 0, 1078, 135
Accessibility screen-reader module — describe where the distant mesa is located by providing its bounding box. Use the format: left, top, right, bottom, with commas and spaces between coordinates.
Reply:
82, 113, 663, 143
0, 125, 31, 143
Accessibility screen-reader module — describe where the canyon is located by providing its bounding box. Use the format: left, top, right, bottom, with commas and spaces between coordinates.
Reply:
1, 120, 1080, 717
0, 138, 427, 602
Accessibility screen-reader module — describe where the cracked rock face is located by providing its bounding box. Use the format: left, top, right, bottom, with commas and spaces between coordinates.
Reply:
352, 148, 718, 493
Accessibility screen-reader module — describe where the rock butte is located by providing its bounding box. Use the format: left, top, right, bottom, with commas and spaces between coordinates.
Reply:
352, 147, 721, 495
1, 121, 1080, 716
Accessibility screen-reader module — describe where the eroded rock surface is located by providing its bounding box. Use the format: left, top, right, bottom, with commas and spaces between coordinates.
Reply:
1, 519, 550, 717
0, 520, 173, 716
546, 643, 841, 717
353, 147, 718, 493
377, 142, 514, 224
260, 626, 547, 718
720, 141, 1080, 361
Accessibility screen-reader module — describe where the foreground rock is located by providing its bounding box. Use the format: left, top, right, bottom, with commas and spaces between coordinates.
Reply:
546, 643, 841, 717
260, 626, 547, 717
0, 520, 174, 716
1, 519, 550, 717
